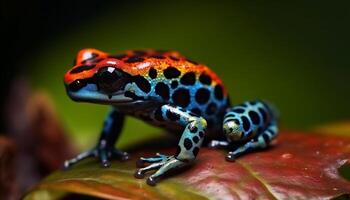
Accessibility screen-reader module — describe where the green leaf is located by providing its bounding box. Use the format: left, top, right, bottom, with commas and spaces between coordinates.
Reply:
24, 131, 350, 199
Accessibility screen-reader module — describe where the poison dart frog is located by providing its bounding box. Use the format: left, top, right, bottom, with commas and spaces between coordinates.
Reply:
63, 49, 279, 186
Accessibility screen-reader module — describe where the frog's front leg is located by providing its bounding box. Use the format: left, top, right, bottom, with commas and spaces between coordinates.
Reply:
64, 108, 129, 168
135, 104, 207, 186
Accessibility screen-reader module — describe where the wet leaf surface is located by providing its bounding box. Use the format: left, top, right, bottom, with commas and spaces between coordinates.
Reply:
24, 131, 350, 200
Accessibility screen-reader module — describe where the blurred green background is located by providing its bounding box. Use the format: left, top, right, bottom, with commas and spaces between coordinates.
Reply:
24, 1, 349, 149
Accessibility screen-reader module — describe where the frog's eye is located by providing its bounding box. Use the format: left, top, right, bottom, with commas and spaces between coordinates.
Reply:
68, 79, 87, 92
96, 67, 130, 93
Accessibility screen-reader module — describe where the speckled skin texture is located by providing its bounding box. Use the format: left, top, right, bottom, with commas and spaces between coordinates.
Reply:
63, 49, 279, 185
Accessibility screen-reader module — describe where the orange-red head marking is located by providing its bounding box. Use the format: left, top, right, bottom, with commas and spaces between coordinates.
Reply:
64, 49, 229, 108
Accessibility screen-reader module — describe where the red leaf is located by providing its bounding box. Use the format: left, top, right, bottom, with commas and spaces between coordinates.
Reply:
178, 131, 350, 199
24, 131, 350, 199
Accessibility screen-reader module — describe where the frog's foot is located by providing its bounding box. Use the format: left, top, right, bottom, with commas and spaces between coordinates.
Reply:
225, 151, 239, 162
135, 153, 168, 168
134, 154, 188, 186
208, 140, 230, 149
64, 147, 129, 168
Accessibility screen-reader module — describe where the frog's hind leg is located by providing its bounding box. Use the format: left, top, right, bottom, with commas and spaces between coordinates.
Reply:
226, 122, 278, 161
135, 104, 207, 186
216, 100, 279, 161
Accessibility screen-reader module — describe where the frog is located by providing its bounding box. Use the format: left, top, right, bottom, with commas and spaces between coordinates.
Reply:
63, 48, 279, 186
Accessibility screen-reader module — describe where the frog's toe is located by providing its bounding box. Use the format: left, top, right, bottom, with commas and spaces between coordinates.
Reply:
101, 160, 111, 167
64, 160, 77, 169
97, 148, 129, 167
134, 161, 165, 179
135, 156, 188, 186
98, 149, 111, 167
136, 153, 169, 167
146, 177, 158, 186
134, 170, 145, 179
64, 150, 95, 169
208, 140, 230, 149
147, 157, 187, 186
111, 149, 130, 161
225, 152, 236, 162
208, 140, 219, 148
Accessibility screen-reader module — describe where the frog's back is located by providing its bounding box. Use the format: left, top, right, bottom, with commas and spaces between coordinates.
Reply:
112, 50, 231, 130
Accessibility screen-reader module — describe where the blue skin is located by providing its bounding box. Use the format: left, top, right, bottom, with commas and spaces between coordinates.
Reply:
209, 101, 278, 161
64, 64, 278, 186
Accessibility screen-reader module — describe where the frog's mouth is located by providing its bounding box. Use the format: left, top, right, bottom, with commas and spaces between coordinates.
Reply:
65, 82, 137, 105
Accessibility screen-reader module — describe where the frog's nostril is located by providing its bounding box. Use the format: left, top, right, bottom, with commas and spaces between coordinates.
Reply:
97, 67, 125, 93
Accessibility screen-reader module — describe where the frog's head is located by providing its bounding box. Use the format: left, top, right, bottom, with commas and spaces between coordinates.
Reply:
223, 119, 243, 142
64, 48, 136, 105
